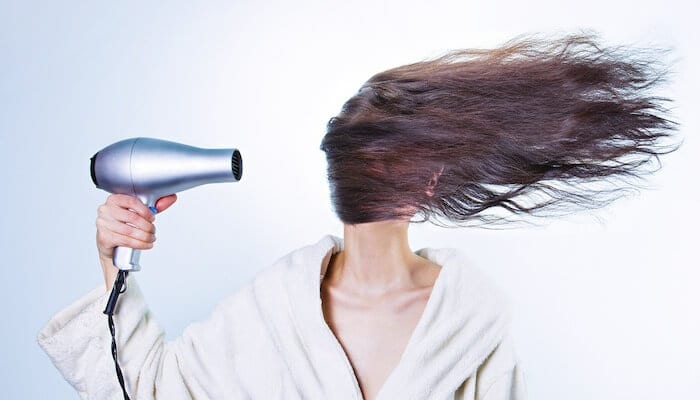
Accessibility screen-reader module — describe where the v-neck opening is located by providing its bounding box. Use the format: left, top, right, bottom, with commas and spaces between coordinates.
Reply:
315, 235, 452, 400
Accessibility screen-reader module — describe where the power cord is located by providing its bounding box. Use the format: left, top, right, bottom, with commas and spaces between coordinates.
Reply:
103, 270, 131, 400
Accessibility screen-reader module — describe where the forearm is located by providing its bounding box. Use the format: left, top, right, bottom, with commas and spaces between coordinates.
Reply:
100, 255, 119, 292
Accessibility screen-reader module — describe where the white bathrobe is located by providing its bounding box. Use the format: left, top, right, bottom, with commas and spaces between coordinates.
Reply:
38, 234, 526, 399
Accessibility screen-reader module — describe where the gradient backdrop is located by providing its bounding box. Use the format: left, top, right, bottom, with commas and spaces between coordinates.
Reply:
1, 0, 698, 398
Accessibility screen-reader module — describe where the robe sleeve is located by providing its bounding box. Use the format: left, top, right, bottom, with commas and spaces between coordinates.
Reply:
477, 365, 527, 400
36, 274, 237, 400
475, 335, 528, 400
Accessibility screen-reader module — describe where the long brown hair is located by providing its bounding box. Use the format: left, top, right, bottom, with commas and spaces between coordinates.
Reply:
320, 32, 680, 226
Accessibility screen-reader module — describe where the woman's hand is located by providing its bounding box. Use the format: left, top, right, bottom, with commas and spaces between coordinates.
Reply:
96, 194, 177, 290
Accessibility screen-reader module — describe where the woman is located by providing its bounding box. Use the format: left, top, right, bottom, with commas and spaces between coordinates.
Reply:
38, 33, 677, 399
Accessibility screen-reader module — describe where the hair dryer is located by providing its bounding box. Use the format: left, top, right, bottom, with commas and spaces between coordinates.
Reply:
90, 137, 242, 271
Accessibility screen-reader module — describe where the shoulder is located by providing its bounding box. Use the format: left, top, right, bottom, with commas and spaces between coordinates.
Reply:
198, 235, 338, 317
418, 246, 513, 326
253, 234, 340, 288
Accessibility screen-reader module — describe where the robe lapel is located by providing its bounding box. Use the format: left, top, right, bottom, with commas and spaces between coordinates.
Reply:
253, 235, 362, 400
376, 248, 510, 400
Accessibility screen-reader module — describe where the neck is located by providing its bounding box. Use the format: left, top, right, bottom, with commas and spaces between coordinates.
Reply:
326, 219, 422, 296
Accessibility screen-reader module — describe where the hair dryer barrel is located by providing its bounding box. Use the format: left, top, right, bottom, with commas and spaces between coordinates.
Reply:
91, 137, 242, 206
90, 137, 243, 271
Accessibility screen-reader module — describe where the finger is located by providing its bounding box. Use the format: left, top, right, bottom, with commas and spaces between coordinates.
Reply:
96, 223, 154, 252
101, 204, 155, 234
155, 194, 177, 213
106, 194, 154, 222
108, 231, 155, 250
98, 217, 156, 244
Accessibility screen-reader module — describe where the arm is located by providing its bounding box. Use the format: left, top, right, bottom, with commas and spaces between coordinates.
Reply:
37, 273, 249, 399
38, 194, 277, 399
37, 194, 191, 399
478, 365, 527, 400
476, 335, 528, 400
38, 275, 167, 399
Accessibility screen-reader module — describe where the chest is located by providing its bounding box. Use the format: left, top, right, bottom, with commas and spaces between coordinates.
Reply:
320, 287, 432, 400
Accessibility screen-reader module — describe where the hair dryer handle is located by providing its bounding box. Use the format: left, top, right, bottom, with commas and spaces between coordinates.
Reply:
112, 204, 156, 271
113, 246, 142, 271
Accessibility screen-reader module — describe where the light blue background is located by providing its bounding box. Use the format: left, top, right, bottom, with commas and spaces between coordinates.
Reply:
1, 0, 698, 398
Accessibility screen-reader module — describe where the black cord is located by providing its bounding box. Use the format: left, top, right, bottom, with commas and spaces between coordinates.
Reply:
103, 270, 131, 400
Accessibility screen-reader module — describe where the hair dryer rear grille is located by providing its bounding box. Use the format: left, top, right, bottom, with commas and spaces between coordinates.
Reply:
90, 154, 99, 187
232, 150, 242, 181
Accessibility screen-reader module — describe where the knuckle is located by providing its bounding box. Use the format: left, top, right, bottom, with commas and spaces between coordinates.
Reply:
128, 196, 142, 209
97, 232, 113, 247
96, 223, 106, 234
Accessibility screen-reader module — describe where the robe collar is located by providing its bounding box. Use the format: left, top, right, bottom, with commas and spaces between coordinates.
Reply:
254, 234, 510, 400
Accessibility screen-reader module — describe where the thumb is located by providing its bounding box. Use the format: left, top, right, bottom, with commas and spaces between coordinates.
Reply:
155, 194, 178, 213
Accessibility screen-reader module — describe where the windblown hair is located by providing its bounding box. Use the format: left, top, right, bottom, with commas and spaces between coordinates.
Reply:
320, 32, 680, 226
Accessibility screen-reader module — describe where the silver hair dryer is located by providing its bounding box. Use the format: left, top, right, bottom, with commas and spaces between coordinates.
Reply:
90, 137, 242, 271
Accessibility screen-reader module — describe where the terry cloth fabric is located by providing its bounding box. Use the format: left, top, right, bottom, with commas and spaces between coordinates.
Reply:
38, 234, 527, 399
